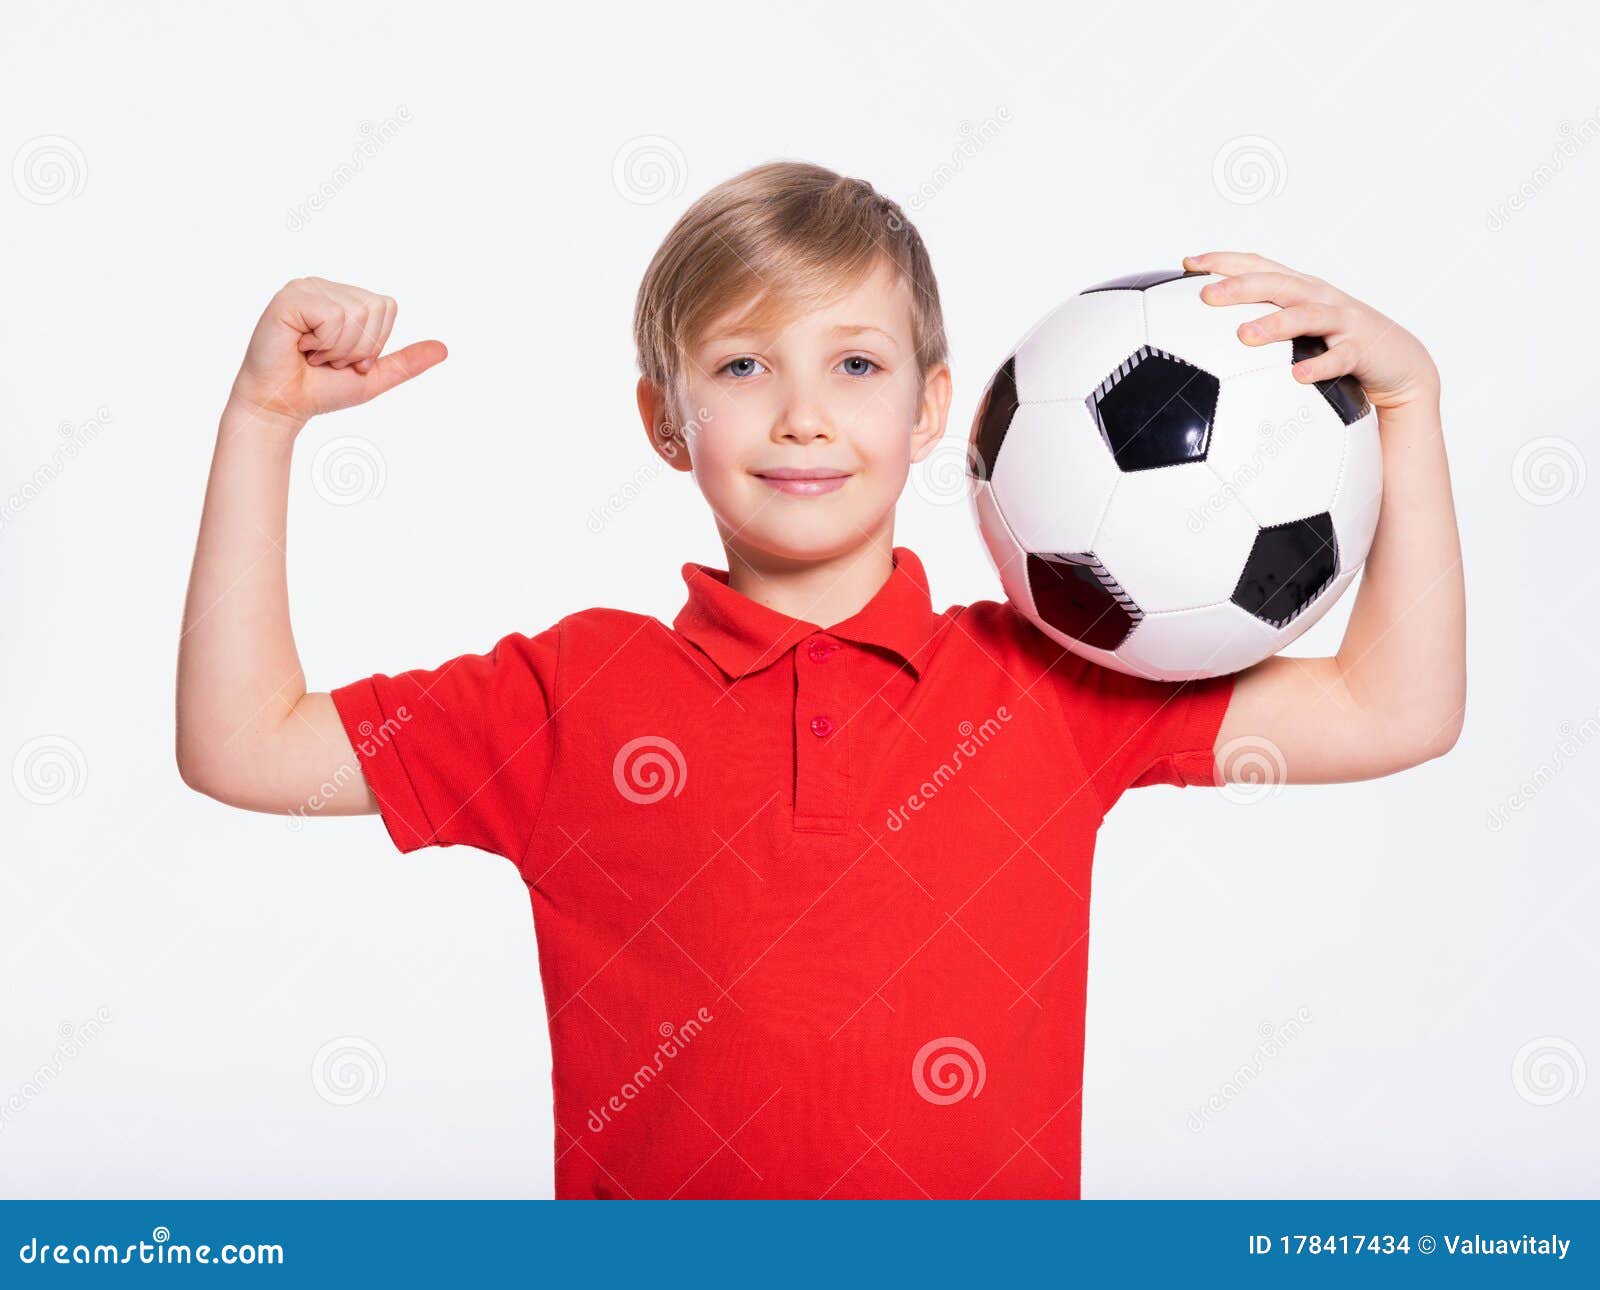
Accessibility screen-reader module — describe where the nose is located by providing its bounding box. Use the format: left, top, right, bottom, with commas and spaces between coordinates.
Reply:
775, 380, 834, 445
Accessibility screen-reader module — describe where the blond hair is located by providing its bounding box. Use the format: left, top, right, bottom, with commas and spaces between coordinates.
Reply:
632, 161, 948, 424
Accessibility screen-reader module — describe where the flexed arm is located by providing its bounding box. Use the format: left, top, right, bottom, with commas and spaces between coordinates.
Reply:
176, 277, 446, 813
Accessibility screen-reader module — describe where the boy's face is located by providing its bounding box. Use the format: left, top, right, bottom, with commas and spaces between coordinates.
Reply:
640, 257, 950, 569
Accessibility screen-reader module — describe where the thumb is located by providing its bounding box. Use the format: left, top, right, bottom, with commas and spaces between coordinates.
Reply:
358, 339, 448, 400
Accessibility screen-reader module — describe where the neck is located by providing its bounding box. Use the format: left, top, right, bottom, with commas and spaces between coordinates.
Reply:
722, 534, 896, 629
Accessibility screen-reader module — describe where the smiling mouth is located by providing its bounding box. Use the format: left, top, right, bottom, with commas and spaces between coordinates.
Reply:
753, 469, 852, 496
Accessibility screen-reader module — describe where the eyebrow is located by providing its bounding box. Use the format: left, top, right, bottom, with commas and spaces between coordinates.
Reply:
700, 323, 900, 348
828, 323, 898, 345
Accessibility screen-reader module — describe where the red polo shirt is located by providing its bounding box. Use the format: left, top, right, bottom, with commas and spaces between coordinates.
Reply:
330, 546, 1234, 1198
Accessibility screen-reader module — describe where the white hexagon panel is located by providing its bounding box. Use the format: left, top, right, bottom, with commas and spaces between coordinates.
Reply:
1092, 461, 1259, 612
989, 400, 1117, 555
1207, 362, 1346, 528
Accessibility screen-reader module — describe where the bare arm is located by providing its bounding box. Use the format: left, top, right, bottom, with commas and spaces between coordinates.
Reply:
176, 278, 446, 814
1188, 252, 1467, 784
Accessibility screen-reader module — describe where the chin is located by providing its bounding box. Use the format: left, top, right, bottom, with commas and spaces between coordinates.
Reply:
743, 518, 887, 565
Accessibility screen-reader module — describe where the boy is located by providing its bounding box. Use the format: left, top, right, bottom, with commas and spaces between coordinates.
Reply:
176, 161, 1465, 1198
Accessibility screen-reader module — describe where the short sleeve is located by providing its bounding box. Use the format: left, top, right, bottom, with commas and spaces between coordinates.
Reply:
1049, 654, 1236, 814
328, 624, 562, 863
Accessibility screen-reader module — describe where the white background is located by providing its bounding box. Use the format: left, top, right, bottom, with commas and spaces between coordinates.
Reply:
3, 0, 1596, 1199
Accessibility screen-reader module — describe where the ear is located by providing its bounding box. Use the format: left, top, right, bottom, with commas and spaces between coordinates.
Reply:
637, 376, 694, 473
908, 362, 953, 465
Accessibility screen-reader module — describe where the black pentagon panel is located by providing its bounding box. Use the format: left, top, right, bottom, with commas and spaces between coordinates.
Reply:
969, 354, 1018, 480
1027, 552, 1142, 651
1231, 513, 1340, 628
1082, 268, 1207, 294
1292, 335, 1371, 426
1087, 346, 1219, 472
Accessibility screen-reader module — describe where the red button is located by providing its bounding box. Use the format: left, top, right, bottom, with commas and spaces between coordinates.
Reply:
809, 715, 834, 738
807, 640, 833, 663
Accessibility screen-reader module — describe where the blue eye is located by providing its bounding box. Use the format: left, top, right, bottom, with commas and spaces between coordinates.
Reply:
721, 357, 765, 379
839, 356, 879, 378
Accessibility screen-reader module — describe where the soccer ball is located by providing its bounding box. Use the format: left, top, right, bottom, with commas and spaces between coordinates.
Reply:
967, 268, 1382, 681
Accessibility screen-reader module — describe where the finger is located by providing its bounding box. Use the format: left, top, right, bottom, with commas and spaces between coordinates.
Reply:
351, 307, 392, 375
299, 313, 355, 362
1201, 271, 1324, 309
346, 302, 393, 366
1237, 303, 1346, 346
341, 307, 386, 365
298, 316, 344, 356
288, 278, 351, 349
321, 309, 378, 368
373, 297, 397, 353
344, 301, 392, 371
356, 339, 448, 399
1185, 251, 1295, 277
1292, 339, 1359, 384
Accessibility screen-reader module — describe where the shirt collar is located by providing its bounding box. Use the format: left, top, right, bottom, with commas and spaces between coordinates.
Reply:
673, 545, 942, 681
